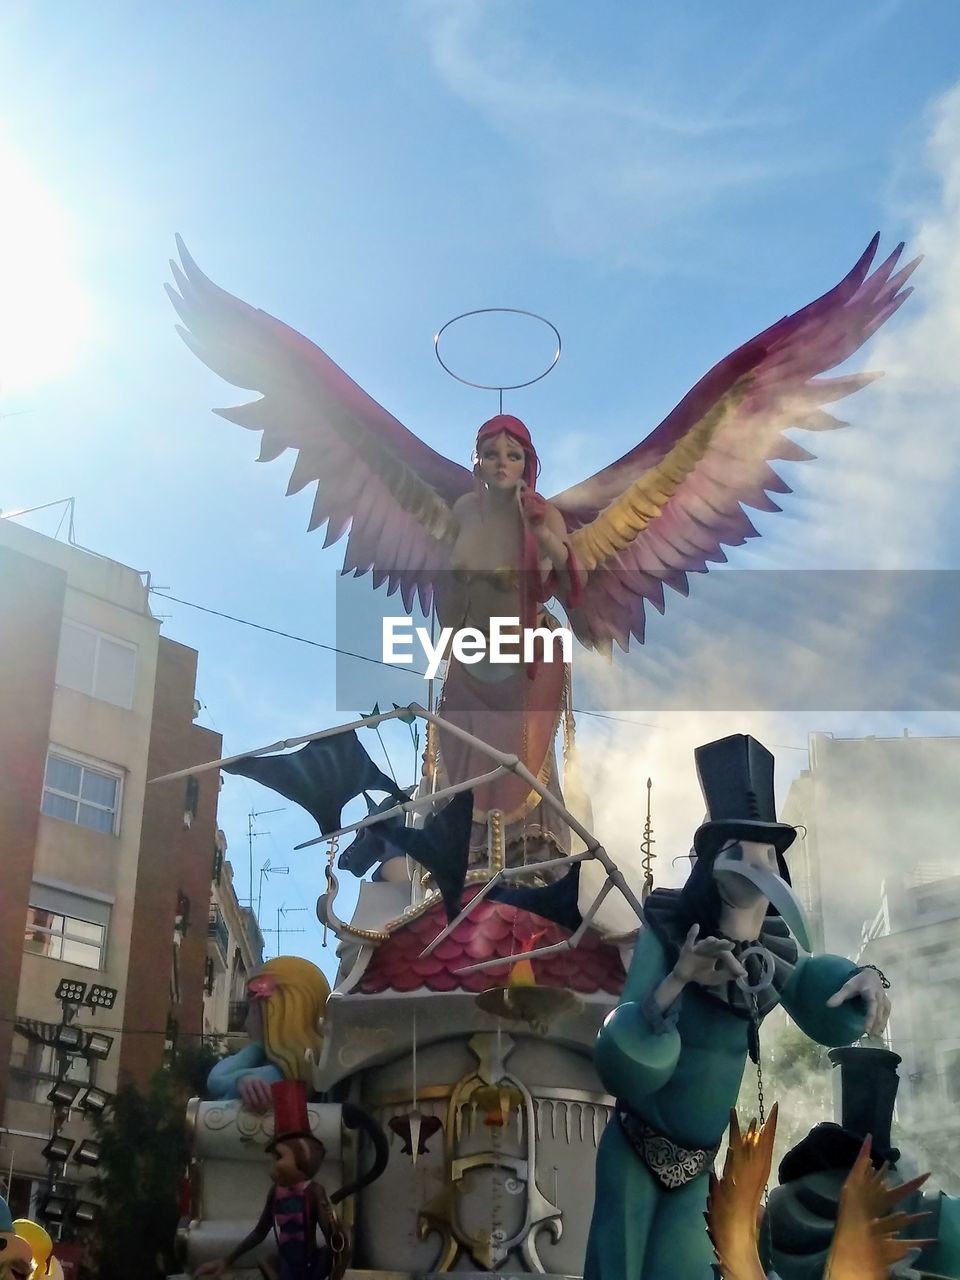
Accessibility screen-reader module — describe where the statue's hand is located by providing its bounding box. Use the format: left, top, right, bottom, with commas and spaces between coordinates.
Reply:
673, 924, 747, 989
237, 1074, 273, 1113
826, 967, 891, 1037
519, 485, 549, 529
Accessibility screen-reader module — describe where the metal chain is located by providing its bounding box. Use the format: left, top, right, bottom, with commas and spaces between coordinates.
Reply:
755, 1052, 766, 1130
750, 994, 766, 1128
750, 991, 771, 1225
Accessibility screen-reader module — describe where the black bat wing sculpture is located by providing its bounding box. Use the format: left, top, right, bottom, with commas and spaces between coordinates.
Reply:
489, 862, 583, 933
382, 790, 473, 922
223, 731, 406, 835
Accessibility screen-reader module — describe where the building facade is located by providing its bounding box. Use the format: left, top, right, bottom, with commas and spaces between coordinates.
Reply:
780, 730, 960, 958
779, 730, 960, 1191
859, 871, 960, 1192
203, 850, 264, 1051
0, 519, 222, 1220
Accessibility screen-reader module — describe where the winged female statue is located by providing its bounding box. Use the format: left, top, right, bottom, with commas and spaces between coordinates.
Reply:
167, 235, 916, 874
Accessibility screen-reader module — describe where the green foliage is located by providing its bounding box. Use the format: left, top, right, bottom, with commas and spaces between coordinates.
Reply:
171, 1037, 224, 1097
90, 1070, 189, 1280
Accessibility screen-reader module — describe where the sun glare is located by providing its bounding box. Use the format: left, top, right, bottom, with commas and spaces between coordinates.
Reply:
0, 138, 94, 397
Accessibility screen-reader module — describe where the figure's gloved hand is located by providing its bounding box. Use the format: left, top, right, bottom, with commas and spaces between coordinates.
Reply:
674, 924, 748, 989
237, 1074, 274, 1113
826, 967, 891, 1037
652, 923, 749, 1016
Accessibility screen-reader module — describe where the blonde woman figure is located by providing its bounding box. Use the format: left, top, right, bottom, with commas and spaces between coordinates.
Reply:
207, 956, 330, 1112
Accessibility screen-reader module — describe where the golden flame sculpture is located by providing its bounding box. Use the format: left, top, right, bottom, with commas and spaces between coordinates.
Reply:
474, 931, 575, 1034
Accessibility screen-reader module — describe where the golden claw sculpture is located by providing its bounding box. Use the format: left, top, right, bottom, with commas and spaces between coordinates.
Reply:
706, 1105, 933, 1280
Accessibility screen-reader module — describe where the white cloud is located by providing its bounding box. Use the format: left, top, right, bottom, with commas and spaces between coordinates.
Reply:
413, 0, 816, 264
763, 84, 960, 571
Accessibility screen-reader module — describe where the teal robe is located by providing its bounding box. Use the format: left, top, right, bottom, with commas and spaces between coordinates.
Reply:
584, 926, 868, 1280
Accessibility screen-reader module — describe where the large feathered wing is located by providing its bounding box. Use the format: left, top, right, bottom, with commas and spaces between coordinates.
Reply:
553, 236, 919, 650
166, 237, 473, 613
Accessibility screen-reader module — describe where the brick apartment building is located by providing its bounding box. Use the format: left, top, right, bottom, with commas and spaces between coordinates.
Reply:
0, 517, 222, 1216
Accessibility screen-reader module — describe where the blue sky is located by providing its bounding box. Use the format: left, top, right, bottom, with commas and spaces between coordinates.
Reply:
3, 2, 960, 975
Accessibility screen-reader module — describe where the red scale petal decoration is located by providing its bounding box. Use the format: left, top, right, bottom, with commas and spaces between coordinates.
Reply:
358, 892, 626, 996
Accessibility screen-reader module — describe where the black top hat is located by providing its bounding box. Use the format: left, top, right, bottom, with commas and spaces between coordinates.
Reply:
693, 734, 797, 862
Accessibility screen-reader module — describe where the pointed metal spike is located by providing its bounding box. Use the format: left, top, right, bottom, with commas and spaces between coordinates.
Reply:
408, 1111, 422, 1167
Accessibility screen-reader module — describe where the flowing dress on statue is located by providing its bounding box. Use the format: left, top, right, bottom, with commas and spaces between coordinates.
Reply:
434, 566, 571, 874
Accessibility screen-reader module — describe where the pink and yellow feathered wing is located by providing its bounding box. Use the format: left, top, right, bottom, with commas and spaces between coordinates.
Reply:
167, 234, 918, 648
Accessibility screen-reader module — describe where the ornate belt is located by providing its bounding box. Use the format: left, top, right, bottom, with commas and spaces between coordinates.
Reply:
616, 1104, 719, 1191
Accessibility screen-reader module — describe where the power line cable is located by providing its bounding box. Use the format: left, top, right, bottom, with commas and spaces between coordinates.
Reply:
150, 590, 427, 676
151, 588, 808, 747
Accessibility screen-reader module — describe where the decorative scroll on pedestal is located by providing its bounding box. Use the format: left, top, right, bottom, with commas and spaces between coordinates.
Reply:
419, 1032, 565, 1273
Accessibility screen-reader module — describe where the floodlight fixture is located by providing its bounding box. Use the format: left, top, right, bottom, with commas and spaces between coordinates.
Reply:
74, 1139, 101, 1167
46, 1080, 82, 1108
55, 978, 87, 1005
77, 1086, 112, 1115
83, 984, 117, 1011
54, 1024, 83, 1051
72, 1199, 98, 1225
85, 1031, 114, 1060
40, 1188, 69, 1222
41, 1136, 74, 1164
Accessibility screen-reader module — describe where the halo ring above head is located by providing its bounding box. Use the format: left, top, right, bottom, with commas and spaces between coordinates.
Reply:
434, 307, 561, 392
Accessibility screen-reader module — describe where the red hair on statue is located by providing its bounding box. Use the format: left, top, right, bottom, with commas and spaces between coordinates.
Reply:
474, 414, 540, 489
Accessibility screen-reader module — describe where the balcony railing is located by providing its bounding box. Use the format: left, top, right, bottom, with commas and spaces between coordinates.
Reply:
207, 906, 229, 961
227, 1001, 249, 1033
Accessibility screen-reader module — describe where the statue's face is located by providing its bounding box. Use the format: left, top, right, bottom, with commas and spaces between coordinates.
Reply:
713, 839, 778, 908
711, 837, 813, 950
0, 1238, 32, 1280
0, 1261, 32, 1280
478, 431, 526, 491
271, 1141, 303, 1187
